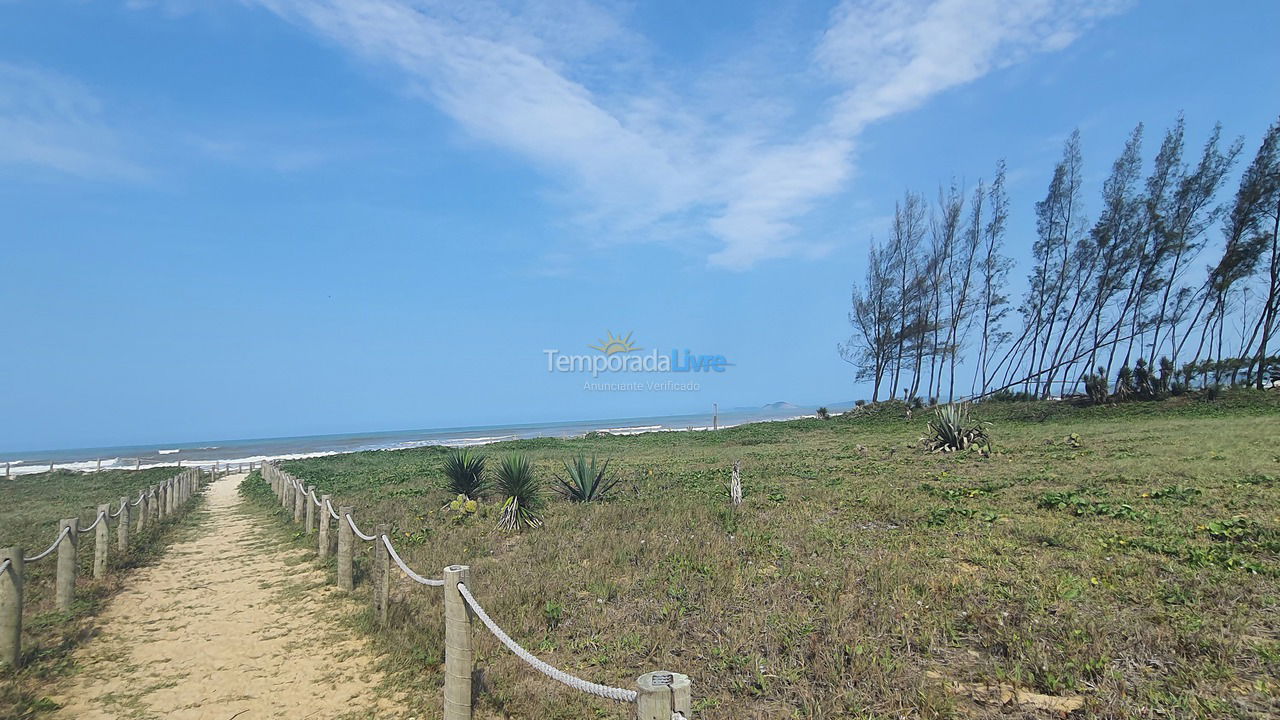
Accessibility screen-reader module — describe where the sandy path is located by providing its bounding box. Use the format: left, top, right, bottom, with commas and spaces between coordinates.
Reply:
51, 474, 406, 720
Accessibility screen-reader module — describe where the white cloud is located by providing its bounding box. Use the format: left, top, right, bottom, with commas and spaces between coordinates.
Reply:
0, 63, 145, 180
240, 0, 1124, 269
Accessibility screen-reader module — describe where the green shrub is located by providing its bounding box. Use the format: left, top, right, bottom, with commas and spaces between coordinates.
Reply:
924, 403, 991, 454
543, 600, 564, 630
1115, 362, 1135, 399
1082, 366, 1109, 404
816, 407, 830, 419
495, 453, 544, 530
556, 453, 619, 503
443, 448, 488, 499
1148, 484, 1201, 503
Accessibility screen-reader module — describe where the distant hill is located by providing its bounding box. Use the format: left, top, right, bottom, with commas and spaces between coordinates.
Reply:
761, 401, 802, 411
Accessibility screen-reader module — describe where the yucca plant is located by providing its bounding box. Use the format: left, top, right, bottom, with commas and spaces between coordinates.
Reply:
443, 448, 488, 499
924, 403, 991, 454
556, 454, 618, 502
495, 453, 544, 530
1082, 366, 1109, 404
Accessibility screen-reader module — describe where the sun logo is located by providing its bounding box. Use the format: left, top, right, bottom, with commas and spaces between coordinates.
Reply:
590, 331, 641, 355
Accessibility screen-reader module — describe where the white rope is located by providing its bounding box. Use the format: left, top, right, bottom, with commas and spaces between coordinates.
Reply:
78, 511, 106, 533
24, 526, 72, 563
310, 490, 323, 508
0, 559, 10, 576
130, 490, 146, 506
345, 514, 377, 542
325, 498, 340, 520
381, 535, 444, 586
456, 582, 638, 703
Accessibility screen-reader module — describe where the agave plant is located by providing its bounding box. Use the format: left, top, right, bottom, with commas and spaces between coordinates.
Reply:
495, 453, 544, 530
556, 454, 619, 502
443, 448, 488, 499
924, 403, 991, 454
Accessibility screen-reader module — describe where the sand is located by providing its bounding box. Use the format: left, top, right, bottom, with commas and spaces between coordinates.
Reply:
50, 474, 408, 720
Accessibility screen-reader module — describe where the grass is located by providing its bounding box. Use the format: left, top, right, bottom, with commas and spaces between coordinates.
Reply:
254, 389, 1276, 718
0, 467, 193, 719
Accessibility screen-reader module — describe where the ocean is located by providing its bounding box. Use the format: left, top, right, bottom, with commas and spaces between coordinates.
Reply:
1, 406, 811, 476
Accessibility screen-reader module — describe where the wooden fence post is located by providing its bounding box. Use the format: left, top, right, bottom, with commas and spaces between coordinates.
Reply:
117, 496, 130, 554
336, 506, 354, 591
373, 523, 389, 627
168, 479, 177, 515
318, 495, 332, 560
93, 504, 110, 579
55, 519, 77, 611
305, 486, 316, 535
443, 565, 473, 720
0, 547, 22, 668
635, 671, 692, 720
293, 483, 305, 524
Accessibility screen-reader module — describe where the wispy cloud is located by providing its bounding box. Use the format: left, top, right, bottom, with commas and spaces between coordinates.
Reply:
0, 63, 146, 180
240, 0, 1124, 269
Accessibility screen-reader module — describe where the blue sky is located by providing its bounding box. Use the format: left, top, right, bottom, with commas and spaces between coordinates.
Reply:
2, 0, 1277, 451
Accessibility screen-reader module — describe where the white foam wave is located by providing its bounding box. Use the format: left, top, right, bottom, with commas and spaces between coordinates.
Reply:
438, 435, 520, 447
1, 413, 810, 477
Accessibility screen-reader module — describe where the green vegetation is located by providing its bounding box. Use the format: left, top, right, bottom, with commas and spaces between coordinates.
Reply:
495, 453, 544, 530
555, 453, 618, 503
258, 389, 1279, 719
924, 403, 991, 454
0, 467, 189, 719
442, 448, 488, 499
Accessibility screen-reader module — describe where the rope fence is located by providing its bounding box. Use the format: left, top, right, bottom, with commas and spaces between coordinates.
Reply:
259, 461, 692, 720
22, 527, 71, 564
0, 464, 239, 669
77, 511, 105, 534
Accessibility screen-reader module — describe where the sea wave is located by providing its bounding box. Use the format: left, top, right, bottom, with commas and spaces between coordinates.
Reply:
599, 424, 663, 434
5, 412, 810, 476
424, 434, 516, 447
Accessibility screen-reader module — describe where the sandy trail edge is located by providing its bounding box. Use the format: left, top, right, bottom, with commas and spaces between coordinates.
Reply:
50, 474, 407, 720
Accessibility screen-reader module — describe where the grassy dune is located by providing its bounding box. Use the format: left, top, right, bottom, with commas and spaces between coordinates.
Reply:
259, 391, 1280, 719
0, 467, 186, 718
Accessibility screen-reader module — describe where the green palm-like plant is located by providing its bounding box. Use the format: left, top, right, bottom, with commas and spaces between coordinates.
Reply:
556, 454, 619, 502
443, 448, 488, 499
924, 403, 991, 454
495, 453, 544, 530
